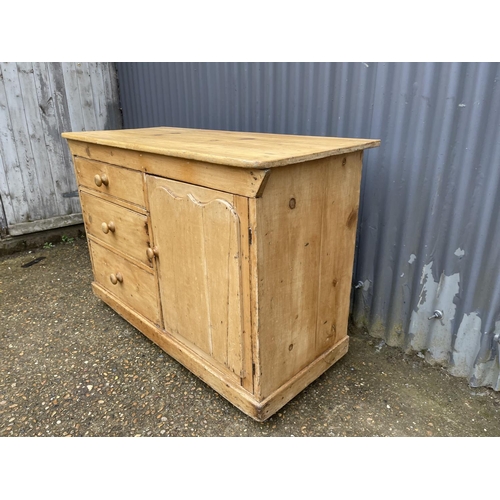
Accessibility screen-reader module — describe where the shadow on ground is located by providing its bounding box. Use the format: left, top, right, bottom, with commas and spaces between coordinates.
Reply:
1, 237, 499, 436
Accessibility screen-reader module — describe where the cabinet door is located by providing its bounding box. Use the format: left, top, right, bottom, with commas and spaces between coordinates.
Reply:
147, 176, 249, 382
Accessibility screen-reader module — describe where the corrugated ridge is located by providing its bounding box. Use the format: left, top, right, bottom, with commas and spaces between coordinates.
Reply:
115, 62, 500, 389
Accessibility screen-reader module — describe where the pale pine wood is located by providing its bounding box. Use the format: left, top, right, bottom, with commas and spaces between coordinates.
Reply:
234, 195, 254, 392
66, 140, 270, 198
74, 157, 145, 207
147, 176, 246, 380
90, 241, 161, 326
80, 190, 152, 267
92, 282, 260, 416
86, 234, 153, 274
256, 336, 349, 421
78, 186, 148, 215
65, 126, 379, 421
314, 152, 363, 351
92, 282, 348, 422
247, 197, 262, 398
62, 127, 380, 168
254, 153, 363, 398
145, 156, 270, 199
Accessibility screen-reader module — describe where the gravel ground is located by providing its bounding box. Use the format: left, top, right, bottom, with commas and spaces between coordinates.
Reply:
1, 235, 499, 437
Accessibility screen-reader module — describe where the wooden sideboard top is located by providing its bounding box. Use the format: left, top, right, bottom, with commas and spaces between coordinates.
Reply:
62, 127, 380, 169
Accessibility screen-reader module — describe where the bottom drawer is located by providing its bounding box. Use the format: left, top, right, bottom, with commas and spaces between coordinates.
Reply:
90, 241, 161, 326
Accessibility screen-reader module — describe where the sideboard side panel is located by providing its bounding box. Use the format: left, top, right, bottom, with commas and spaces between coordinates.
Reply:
256, 152, 363, 398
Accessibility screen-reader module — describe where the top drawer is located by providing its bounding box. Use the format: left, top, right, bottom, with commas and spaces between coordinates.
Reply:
74, 157, 145, 208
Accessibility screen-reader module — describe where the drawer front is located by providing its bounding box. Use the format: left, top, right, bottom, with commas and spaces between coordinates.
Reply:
90, 241, 161, 325
80, 191, 152, 267
75, 156, 145, 207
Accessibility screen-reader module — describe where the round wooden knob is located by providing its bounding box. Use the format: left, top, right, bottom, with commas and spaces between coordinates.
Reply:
109, 272, 123, 285
101, 221, 116, 234
146, 246, 159, 261
94, 174, 109, 187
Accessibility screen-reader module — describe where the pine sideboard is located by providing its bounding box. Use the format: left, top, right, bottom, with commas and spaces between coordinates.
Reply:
62, 127, 380, 421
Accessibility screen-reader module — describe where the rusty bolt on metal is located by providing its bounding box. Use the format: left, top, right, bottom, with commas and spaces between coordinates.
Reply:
428, 310, 444, 320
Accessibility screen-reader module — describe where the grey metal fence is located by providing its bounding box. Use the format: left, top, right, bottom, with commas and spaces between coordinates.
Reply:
115, 62, 500, 390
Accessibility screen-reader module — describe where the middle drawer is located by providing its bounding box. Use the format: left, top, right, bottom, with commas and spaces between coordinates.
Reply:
80, 190, 152, 267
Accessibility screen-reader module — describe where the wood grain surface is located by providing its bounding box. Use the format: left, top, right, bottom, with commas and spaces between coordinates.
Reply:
63, 126, 380, 168
254, 152, 363, 398
147, 176, 247, 381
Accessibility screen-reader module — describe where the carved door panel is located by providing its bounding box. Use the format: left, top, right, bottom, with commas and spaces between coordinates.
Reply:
147, 176, 247, 382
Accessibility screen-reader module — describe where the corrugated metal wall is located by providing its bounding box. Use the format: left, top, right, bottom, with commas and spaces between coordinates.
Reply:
0, 62, 122, 236
115, 62, 500, 390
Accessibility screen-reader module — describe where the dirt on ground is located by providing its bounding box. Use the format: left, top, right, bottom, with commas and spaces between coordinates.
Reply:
1, 235, 499, 437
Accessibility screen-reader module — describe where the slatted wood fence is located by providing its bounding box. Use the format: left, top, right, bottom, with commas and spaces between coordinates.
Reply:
0, 62, 122, 237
